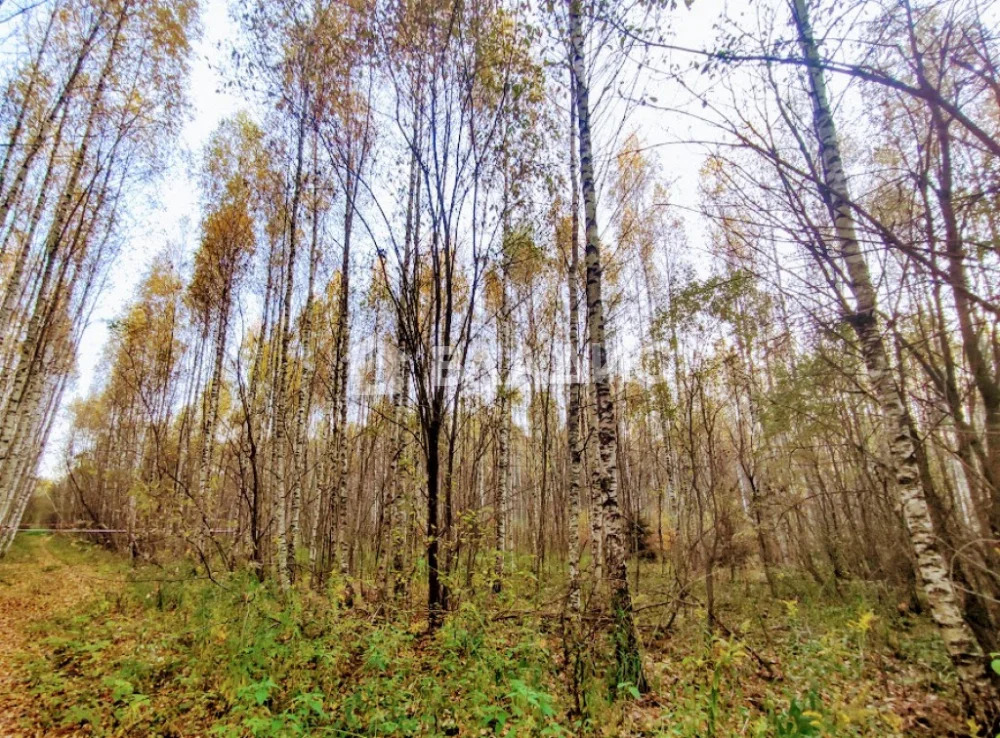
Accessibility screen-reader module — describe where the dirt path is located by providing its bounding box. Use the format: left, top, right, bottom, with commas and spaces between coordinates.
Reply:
0, 535, 98, 737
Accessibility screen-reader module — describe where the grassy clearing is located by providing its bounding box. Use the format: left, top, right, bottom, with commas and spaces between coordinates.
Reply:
0, 536, 969, 737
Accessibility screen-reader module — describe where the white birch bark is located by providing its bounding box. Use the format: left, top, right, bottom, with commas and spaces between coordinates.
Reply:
332, 156, 356, 583
569, 0, 645, 691
792, 0, 997, 717
288, 136, 322, 573
494, 270, 511, 593
196, 303, 229, 548
0, 9, 124, 478
566, 70, 583, 614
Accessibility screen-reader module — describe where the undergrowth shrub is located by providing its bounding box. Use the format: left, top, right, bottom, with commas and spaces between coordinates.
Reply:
10, 540, 966, 737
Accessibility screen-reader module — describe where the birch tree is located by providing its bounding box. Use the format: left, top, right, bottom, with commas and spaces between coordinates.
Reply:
792, 0, 995, 717
568, 0, 647, 692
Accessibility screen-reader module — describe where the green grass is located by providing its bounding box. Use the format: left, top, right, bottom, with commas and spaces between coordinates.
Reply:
2, 538, 968, 737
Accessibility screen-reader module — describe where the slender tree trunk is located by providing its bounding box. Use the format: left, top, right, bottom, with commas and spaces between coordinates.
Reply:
196, 301, 230, 549
334, 155, 356, 585
792, 0, 997, 718
566, 70, 583, 614
288, 142, 321, 575
0, 8, 124, 493
427, 416, 443, 627
0, 6, 55, 208
378, 344, 409, 602
569, 0, 646, 692
0, 105, 68, 361
271, 107, 308, 593
494, 266, 511, 594
0, 7, 106, 238
385, 143, 419, 602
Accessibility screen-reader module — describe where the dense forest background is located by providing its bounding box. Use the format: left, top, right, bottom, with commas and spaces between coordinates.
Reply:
1, 0, 999, 732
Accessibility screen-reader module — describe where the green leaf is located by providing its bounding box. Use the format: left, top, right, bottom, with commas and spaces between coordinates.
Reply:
243, 676, 278, 706
618, 681, 641, 700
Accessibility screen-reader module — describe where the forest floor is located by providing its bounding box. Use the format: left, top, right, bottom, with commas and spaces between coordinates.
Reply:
0, 534, 103, 736
0, 535, 976, 737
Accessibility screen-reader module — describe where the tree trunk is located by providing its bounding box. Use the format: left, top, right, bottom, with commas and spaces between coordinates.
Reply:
334, 154, 356, 586
494, 265, 511, 594
289, 141, 321, 576
271, 105, 308, 593
792, 0, 997, 718
196, 302, 229, 549
566, 70, 583, 614
427, 417, 443, 627
569, 0, 646, 693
